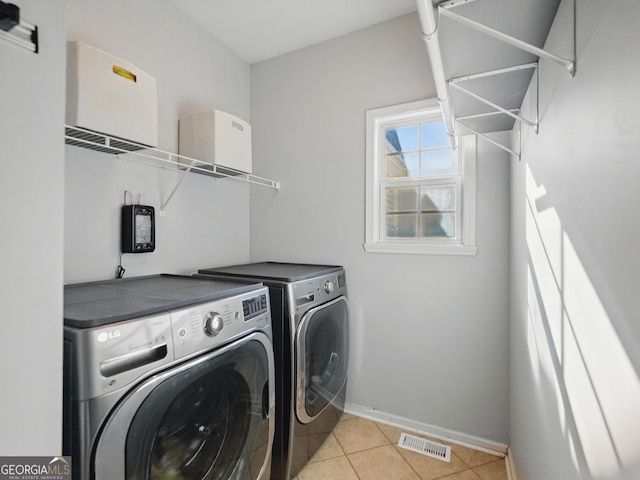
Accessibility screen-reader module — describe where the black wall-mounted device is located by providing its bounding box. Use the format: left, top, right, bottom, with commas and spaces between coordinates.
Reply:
121, 205, 155, 253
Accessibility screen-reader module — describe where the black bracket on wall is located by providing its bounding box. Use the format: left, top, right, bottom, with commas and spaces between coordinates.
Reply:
0, 1, 39, 53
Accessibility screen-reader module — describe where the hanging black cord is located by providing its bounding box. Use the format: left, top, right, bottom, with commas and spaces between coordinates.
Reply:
116, 252, 125, 278
115, 190, 131, 278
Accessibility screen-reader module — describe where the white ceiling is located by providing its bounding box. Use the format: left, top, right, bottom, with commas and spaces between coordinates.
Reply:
167, 0, 418, 64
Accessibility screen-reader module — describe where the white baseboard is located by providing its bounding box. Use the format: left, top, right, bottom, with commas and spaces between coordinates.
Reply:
344, 402, 508, 457
506, 447, 518, 480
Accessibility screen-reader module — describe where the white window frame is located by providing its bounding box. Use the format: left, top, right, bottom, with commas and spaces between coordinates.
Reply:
364, 98, 477, 256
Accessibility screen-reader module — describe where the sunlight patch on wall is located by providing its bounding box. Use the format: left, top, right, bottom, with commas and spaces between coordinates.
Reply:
524, 164, 640, 478
526, 267, 566, 426
525, 177, 563, 364
562, 230, 640, 474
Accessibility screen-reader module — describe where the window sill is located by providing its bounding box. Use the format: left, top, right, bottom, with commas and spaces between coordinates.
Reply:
363, 242, 477, 256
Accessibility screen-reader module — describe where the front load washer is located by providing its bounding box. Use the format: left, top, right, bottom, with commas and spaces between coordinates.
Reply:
63, 274, 275, 480
196, 263, 349, 480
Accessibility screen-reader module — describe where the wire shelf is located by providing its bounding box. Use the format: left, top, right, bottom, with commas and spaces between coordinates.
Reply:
65, 125, 280, 213
65, 125, 280, 189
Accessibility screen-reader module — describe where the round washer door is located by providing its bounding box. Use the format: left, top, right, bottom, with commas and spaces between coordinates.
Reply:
295, 296, 349, 424
94, 331, 275, 480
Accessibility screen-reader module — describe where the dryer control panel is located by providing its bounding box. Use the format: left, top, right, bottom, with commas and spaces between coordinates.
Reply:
290, 270, 347, 319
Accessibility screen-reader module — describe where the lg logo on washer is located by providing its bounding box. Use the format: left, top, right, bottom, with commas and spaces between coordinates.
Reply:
96, 330, 121, 343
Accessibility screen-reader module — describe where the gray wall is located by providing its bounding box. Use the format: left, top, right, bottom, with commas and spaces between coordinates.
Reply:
64, 0, 253, 283
250, 13, 512, 444
510, 0, 640, 478
0, 0, 519, 457
0, 0, 255, 454
0, 0, 66, 454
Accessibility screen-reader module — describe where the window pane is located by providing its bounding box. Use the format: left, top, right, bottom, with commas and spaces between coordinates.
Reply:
385, 129, 402, 153
388, 125, 419, 152
386, 214, 417, 238
386, 187, 418, 212
421, 149, 458, 176
420, 186, 456, 212
421, 122, 449, 148
421, 213, 456, 238
386, 153, 418, 178
386, 154, 409, 178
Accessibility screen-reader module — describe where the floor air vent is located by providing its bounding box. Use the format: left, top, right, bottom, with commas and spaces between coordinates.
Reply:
398, 433, 451, 462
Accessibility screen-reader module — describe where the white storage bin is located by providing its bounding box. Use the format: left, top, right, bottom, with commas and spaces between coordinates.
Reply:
66, 41, 158, 148
179, 109, 252, 174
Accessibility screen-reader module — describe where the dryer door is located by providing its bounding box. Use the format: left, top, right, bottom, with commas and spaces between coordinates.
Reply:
94, 332, 275, 480
295, 296, 349, 424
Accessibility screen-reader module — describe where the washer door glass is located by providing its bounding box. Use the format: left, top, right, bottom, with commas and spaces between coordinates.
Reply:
295, 296, 349, 424
125, 338, 272, 480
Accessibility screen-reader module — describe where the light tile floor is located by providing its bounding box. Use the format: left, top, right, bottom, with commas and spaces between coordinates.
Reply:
294, 414, 508, 480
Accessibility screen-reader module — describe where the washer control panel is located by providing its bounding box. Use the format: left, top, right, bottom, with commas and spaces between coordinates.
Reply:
324, 280, 334, 294
65, 285, 270, 402
68, 312, 175, 401
204, 312, 224, 336
171, 287, 270, 360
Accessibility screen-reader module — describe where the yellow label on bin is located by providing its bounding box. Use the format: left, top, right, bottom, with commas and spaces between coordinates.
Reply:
112, 65, 137, 82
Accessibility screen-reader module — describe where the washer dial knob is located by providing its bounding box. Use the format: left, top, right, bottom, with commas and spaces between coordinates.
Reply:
204, 312, 224, 336
324, 280, 334, 294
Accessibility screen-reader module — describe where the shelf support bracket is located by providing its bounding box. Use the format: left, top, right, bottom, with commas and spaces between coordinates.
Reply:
449, 62, 538, 84
456, 120, 520, 158
456, 109, 519, 122
159, 158, 192, 215
450, 82, 538, 132
0, 1, 38, 53
438, 5, 575, 77
450, 62, 540, 133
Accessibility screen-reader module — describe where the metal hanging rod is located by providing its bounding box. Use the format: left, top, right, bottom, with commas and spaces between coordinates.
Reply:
417, 0, 457, 149
438, 6, 575, 77
0, 1, 38, 53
